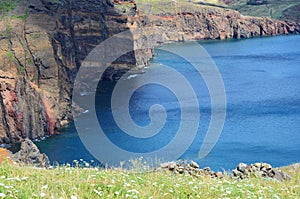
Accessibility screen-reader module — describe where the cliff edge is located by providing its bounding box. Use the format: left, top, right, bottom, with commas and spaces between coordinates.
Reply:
0, 0, 299, 144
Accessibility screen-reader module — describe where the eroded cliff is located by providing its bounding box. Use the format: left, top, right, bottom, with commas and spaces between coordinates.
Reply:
0, 0, 299, 144
0, 0, 137, 143
131, 1, 299, 46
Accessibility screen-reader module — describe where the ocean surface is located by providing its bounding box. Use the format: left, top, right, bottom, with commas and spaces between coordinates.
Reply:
36, 35, 300, 170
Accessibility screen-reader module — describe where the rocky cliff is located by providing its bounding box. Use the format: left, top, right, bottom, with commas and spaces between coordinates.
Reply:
0, 0, 299, 144
131, 1, 299, 46
0, 0, 137, 143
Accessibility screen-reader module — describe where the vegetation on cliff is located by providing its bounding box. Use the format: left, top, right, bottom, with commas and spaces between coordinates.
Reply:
219, 0, 300, 22
0, 0, 16, 14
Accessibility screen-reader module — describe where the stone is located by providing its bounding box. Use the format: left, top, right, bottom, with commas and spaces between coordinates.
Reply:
237, 162, 248, 173
168, 162, 177, 170
177, 166, 185, 174
232, 169, 241, 177
253, 162, 262, 168
159, 162, 170, 168
60, 119, 69, 127
261, 167, 267, 173
203, 167, 211, 172
273, 170, 292, 181
246, 165, 252, 171
190, 161, 199, 169
262, 163, 272, 170
11, 139, 49, 167
267, 170, 275, 178
215, 172, 223, 179
253, 171, 264, 178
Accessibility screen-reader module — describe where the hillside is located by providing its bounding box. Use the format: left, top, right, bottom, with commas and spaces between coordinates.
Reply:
0, 160, 299, 198
220, 0, 300, 22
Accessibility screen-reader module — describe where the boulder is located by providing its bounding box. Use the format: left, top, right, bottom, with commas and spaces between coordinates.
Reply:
190, 161, 199, 169
237, 162, 247, 172
168, 162, 177, 170
11, 139, 49, 167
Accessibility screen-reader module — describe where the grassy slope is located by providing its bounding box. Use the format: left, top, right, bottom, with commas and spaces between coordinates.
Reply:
222, 0, 300, 22
134, 0, 228, 16
0, 161, 299, 198
135, 0, 300, 22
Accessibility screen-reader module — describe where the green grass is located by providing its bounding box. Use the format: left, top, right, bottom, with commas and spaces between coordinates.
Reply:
0, 0, 17, 13
5, 51, 14, 59
225, 0, 300, 21
0, 162, 299, 198
135, 0, 226, 15
135, 0, 300, 22
10, 10, 29, 21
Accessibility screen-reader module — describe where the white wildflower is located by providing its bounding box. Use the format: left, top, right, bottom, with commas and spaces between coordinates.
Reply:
71, 196, 78, 199
114, 191, 120, 195
127, 189, 140, 194
0, 193, 5, 198
124, 182, 131, 187
15, 177, 21, 181
41, 184, 48, 189
40, 192, 46, 197
273, 194, 281, 199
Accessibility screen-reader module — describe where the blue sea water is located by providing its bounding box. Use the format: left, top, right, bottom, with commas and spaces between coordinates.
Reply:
36, 35, 300, 170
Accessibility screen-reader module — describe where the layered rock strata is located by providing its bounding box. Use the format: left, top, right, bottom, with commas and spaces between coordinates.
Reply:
0, 0, 299, 144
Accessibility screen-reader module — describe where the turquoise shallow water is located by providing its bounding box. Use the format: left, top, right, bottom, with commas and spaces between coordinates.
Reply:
36, 35, 300, 170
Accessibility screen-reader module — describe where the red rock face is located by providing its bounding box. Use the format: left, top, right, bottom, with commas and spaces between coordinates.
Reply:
0, 0, 299, 144
0, 71, 52, 143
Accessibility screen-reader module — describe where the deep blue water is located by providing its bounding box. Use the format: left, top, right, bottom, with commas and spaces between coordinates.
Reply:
36, 35, 300, 170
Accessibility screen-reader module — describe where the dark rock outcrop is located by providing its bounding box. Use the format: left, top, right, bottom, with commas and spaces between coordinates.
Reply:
232, 162, 292, 181
10, 138, 49, 167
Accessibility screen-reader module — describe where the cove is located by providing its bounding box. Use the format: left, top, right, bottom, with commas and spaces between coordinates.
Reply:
36, 35, 300, 170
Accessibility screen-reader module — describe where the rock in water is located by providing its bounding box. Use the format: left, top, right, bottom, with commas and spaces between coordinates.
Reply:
11, 139, 49, 167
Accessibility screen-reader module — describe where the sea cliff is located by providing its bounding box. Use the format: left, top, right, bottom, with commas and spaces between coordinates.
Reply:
0, 0, 299, 144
